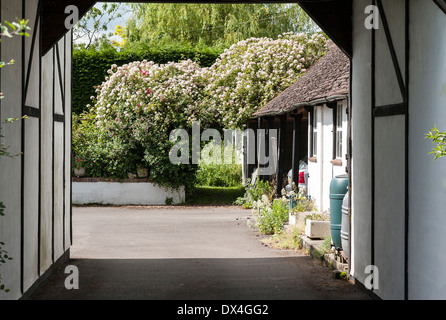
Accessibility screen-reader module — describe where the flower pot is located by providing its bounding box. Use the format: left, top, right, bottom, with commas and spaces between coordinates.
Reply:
74, 167, 85, 177
305, 220, 330, 239
137, 167, 149, 178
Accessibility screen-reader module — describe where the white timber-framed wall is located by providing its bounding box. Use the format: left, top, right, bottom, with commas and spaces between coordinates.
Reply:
0, 0, 72, 299
351, 0, 446, 300
307, 99, 348, 212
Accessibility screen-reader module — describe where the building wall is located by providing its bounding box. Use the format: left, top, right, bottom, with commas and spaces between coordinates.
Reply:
0, 0, 72, 299
407, 0, 446, 299
307, 100, 348, 212
351, 0, 446, 299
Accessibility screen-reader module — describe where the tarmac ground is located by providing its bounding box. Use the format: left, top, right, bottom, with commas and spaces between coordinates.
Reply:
27, 205, 372, 300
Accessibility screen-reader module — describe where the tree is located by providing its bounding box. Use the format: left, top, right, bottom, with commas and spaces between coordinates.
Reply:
124, 3, 319, 49
73, 2, 125, 50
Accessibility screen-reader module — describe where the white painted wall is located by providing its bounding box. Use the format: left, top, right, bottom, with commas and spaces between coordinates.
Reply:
351, 0, 373, 289
72, 182, 185, 206
0, 0, 24, 300
307, 100, 348, 213
0, 0, 72, 299
407, 0, 446, 300
351, 0, 446, 299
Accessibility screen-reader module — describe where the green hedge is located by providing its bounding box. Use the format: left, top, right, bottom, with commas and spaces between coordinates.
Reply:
73, 46, 223, 115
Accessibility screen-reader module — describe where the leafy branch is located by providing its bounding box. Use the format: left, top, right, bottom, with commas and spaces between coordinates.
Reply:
426, 125, 446, 160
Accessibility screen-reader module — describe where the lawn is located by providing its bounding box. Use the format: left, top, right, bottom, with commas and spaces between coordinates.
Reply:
185, 185, 245, 206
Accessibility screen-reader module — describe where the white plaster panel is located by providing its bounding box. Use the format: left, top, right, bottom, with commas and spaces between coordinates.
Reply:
373, 115, 405, 300
0, 0, 23, 300
407, 0, 446, 300
351, 0, 373, 284
40, 49, 53, 273
375, 0, 406, 107
23, 117, 39, 292
53, 122, 64, 259
24, 0, 40, 109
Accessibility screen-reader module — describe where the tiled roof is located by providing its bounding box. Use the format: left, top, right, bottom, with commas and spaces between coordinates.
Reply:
253, 40, 350, 117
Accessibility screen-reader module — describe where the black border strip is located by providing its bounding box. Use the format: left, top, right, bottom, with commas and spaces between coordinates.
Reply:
373, 103, 405, 117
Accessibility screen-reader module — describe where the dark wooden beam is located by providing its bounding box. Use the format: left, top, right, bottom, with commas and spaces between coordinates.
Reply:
297, 0, 352, 58
276, 114, 286, 197
41, 0, 95, 55
291, 113, 302, 187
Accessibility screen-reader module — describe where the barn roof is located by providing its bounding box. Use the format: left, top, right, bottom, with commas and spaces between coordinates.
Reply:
253, 40, 350, 117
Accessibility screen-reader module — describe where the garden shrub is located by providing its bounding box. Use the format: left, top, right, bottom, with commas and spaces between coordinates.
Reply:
195, 162, 242, 187
234, 179, 273, 208
252, 195, 289, 235
201, 32, 327, 128
73, 33, 328, 194
73, 44, 223, 114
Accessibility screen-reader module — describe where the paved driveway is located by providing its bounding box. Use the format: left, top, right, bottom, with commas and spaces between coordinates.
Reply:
27, 206, 371, 300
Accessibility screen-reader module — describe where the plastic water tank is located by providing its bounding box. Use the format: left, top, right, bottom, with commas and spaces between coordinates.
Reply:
329, 174, 348, 249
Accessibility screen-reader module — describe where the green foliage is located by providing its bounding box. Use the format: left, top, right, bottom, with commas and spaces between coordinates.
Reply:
426, 125, 446, 160
195, 162, 242, 187
72, 45, 223, 115
73, 2, 123, 49
289, 184, 318, 213
125, 3, 319, 48
311, 235, 332, 261
195, 143, 243, 187
253, 196, 289, 235
186, 186, 245, 206
262, 227, 303, 250
234, 179, 273, 208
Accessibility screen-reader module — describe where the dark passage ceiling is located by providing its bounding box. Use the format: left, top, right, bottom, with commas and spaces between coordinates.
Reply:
41, 0, 352, 57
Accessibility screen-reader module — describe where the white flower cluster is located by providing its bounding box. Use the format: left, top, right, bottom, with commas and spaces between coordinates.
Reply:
89, 33, 327, 139
203, 32, 327, 128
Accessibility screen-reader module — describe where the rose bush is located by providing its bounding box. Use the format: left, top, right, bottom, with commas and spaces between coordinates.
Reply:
75, 33, 327, 192
202, 32, 327, 128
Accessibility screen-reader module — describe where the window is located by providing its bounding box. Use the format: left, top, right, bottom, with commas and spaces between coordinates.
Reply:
335, 105, 343, 159
312, 108, 318, 157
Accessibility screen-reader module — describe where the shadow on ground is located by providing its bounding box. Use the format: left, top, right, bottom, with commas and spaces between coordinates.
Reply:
28, 256, 371, 300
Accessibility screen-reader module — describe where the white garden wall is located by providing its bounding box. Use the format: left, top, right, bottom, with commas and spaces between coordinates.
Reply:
72, 181, 185, 206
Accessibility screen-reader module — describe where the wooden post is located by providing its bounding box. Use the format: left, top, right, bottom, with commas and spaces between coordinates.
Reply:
291, 113, 302, 187
276, 114, 286, 197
